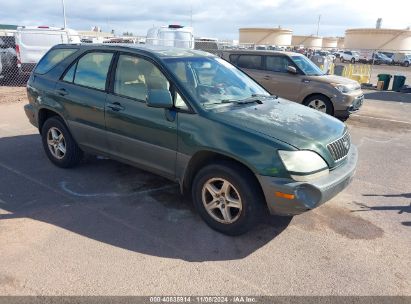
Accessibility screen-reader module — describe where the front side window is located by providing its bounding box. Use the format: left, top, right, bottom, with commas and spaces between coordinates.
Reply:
74, 52, 113, 90
35, 48, 77, 74
266, 56, 291, 73
114, 55, 169, 101
237, 55, 262, 69
164, 57, 269, 109
290, 55, 324, 76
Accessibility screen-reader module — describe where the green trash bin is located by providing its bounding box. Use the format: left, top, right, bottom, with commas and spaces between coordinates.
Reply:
377, 74, 392, 90
392, 75, 406, 91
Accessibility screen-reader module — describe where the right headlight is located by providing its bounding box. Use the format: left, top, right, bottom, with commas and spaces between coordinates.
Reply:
331, 83, 360, 93
278, 150, 329, 182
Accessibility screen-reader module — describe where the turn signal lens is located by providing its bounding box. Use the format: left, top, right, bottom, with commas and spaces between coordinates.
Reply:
275, 192, 295, 200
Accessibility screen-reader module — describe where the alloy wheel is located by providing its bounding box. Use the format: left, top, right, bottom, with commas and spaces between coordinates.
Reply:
307, 99, 327, 112
47, 127, 66, 159
201, 178, 243, 224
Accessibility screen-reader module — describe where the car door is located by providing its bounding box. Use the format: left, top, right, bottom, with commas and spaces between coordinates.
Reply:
54, 51, 114, 153
104, 53, 177, 179
258, 55, 302, 101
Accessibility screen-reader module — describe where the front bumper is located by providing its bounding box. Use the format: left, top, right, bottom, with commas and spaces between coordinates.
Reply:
257, 145, 358, 216
333, 92, 364, 117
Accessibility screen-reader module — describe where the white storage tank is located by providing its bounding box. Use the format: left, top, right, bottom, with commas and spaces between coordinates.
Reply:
322, 37, 338, 49
291, 35, 323, 49
345, 28, 411, 51
337, 37, 345, 49
239, 28, 293, 46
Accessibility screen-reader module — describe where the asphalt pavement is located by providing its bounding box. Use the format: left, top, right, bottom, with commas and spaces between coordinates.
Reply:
0, 91, 410, 296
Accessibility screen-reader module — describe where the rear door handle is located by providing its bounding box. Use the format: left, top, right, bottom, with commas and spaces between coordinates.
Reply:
107, 102, 125, 112
56, 88, 68, 96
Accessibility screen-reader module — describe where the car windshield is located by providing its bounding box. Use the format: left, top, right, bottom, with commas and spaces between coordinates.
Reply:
290, 55, 325, 76
163, 57, 269, 108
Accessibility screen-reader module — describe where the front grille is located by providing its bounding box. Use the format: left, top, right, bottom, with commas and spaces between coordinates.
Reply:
327, 132, 351, 162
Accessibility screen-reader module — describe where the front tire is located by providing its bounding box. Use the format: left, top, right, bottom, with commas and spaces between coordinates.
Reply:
41, 116, 83, 168
351, 58, 355, 64
304, 94, 334, 115
192, 161, 264, 235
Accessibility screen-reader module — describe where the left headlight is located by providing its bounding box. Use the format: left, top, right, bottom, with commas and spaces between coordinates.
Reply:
278, 150, 329, 182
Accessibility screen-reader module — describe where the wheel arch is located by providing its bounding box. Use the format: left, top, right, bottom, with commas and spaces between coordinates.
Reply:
181, 150, 263, 198
38, 108, 65, 134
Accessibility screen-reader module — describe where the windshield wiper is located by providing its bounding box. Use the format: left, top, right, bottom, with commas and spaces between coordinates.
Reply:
202, 100, 235, 106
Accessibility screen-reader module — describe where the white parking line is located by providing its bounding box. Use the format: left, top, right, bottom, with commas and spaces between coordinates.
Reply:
351, 114, 411, 125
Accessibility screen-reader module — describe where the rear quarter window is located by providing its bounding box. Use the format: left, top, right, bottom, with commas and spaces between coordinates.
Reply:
34, 48, 78, 74
237, 55, 262, 70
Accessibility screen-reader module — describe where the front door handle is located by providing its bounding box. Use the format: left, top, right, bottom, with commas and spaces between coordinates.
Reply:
263, 75, 271, 80
107, 102, 125, 112
56, 88, 68, 96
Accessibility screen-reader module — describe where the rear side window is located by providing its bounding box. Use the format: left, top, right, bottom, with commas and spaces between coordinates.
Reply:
229, 54, 239, 64
73, 52, 113, 90
266, 56, 290, 73
237, 55, 262, 69
34, 48, 77, 74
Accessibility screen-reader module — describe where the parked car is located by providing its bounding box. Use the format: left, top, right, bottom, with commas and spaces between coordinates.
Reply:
392, 53, 411, 67
340, 51, 360, 63
359, 51, 393, 65
221, 50, 364, 117
313, 50, 336, 62
380, 52, 394, 59
24, 44, 358, 235
0, 37, 17, 81
15, 26, 80, 75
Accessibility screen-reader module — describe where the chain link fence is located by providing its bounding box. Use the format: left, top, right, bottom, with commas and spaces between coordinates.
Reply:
1, 33, 410, 89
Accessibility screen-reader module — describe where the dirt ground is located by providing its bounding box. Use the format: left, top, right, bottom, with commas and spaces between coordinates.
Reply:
0, 87, 27, 104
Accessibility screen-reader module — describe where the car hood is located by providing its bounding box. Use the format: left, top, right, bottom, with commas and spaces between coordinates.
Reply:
209, 98, 346, 156
311, 74, 359, 85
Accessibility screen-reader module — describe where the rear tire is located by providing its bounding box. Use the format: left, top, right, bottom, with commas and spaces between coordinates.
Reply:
41, 116, 83, 168
192, 161, 264, 236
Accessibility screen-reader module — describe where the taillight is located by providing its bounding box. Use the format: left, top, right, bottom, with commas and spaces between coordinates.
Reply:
16, 44, 21, 66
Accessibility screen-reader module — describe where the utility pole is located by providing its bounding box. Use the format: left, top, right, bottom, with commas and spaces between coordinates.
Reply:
316, 14, 321, 36
190, 5, 193, 27
62, 0, 67, 28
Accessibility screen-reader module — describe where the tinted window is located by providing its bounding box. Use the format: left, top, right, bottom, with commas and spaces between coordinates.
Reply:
229, 54, 239, 64
35, 48, 77, 74
63, 63, 76, 82
74, 52, 113, 90
237, 55, 262, 69
114, 55, 169, 101
266, 56, 291, 73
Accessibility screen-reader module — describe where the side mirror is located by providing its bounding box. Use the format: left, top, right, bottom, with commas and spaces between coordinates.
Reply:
146, 89, 173, 109
287, 66, 297, 74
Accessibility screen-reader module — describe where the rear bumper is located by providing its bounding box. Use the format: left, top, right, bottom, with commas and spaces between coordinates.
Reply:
24, 104, 37, 128
257, 145, 358, 216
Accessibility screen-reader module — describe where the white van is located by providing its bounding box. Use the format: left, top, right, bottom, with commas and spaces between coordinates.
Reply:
15, 26, 80, 74
146, 25, 194, 49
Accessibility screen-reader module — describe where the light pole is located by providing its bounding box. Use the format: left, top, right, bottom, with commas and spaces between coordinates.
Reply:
62, 0, 67, 28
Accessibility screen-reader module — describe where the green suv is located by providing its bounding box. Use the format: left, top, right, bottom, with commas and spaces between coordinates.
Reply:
24, 44, 357, 235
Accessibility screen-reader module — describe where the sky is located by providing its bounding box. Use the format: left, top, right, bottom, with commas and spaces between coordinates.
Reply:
1, 0, 410, 39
